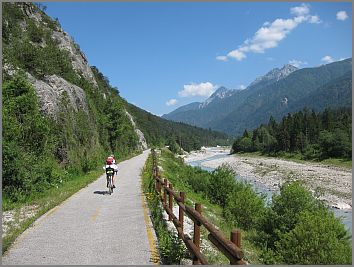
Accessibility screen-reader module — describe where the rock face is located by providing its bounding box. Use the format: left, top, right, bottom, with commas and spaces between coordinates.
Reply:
19, 2, 98, 88
26, 73, 88, 118
125, 111, 148, 151
250, 64, 298, 87
51, 30, 98, 88
20, 3, 43, 23
199, 87, 236, 109
4, 3, 141, 151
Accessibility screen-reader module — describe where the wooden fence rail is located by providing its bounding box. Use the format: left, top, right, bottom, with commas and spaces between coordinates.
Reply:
151, 149, 246, 265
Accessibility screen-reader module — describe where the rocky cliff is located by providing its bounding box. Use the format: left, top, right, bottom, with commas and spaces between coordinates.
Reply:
3, 2, 147, 152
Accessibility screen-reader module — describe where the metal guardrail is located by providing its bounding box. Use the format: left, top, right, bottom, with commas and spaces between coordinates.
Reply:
151, 149, 246, 265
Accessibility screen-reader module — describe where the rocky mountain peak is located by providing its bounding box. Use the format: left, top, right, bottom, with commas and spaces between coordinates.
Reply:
210, 86, 231, 98
250, 64, 298, 87
199, 86, 235, 109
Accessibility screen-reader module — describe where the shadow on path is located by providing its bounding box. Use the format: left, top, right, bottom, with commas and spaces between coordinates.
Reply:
93, 191, 109, 195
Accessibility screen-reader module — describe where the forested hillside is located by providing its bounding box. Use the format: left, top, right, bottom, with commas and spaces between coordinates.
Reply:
2, 2, 228, 206
212, 59, 352, 136
231, 107, 352, 160
126, 103, 230, 152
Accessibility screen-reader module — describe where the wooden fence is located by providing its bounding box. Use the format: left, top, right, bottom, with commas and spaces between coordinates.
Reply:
150, 149, 246, 265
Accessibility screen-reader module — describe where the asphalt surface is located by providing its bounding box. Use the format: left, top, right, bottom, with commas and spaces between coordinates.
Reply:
2, 150, 159, 265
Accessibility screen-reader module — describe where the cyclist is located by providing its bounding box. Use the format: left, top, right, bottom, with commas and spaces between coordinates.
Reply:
104, 156, 118, 188
108, 154, 118, 175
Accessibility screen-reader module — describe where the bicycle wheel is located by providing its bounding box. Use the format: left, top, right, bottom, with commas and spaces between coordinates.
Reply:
109, 176, 113, 195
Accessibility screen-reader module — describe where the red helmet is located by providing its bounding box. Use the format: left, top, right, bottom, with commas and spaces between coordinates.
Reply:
106, 157, 113, 165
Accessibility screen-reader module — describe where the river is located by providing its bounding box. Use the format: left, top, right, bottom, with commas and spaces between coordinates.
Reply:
187, 151, 352, 235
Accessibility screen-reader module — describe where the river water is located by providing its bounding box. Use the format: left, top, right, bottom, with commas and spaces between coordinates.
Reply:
187, 152, 352, 235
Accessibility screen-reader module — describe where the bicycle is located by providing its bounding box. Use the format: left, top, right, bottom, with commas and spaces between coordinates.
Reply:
106, 167, 115, 195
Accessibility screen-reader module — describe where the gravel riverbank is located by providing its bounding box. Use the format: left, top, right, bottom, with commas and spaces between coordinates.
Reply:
184, 147, 352, 211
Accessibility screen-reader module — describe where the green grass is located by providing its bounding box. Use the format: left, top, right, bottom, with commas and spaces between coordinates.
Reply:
158, 148, 262, 264
141, 153, 186, 264
234, 151, 352, 170
319, 158, 352, 169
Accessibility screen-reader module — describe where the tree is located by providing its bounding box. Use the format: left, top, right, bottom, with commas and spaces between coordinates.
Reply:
208, 165, 236, 208
322, 108, 335, 131
275, 209, 352, 264
261, 181, 323, 247
242, 129, 250, 138
224, 181, 267, 229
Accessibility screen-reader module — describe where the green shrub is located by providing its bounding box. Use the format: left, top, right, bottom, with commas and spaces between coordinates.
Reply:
275, 209, 352, 264
224, 182, 267, 230
208, 164, 236, 208
261, 181, 323, 246
258, 181, 352, 264
302, 143, 321, 160
27, 20, 44, 43
186, 167, 211, 196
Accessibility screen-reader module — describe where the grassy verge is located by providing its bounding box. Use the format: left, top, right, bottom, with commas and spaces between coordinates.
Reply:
141, 152, 186, 264
2, 152, 140, 254
158, 148, 262, 264
233, 151, 352, 169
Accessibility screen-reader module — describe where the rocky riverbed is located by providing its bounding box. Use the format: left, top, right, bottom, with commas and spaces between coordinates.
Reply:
183, 147, 352, 211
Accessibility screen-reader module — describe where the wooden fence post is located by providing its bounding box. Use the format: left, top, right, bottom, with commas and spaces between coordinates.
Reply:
163, 179, 167, 207
155, 176, 159, 192
168, 183, 173, 221
157, 175, 161, 194
193, 203, 202, 265
230, 229, 242, 265
179, 192, 185, 234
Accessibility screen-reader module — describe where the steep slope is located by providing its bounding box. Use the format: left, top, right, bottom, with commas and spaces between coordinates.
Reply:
2, 2, 140, 162
288, 71, 352, 113
164, 102, 201, 117
211, 59, 352, 135
163, 64, 298, 127
126, 103, 230, 152
162, 86, 240, 126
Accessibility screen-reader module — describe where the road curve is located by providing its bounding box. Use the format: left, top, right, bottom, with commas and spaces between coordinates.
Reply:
2, 150, 159, 265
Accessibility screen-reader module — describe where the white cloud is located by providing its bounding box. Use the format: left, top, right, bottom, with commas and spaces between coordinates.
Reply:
289, 59, 308, 68
218, 4, 321, 62
290, 3, 310, 16
216, 55, 228, 61
166, 99, 178, 106
227, 49, 247, 60
309, 15, 321, 24
336, 11, 348, 21
321, 55, 334, 63
178, 82, 217, 97
238, 84, 246, 90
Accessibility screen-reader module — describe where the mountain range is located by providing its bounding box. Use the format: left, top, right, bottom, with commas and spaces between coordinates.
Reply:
162, 59, 352, 136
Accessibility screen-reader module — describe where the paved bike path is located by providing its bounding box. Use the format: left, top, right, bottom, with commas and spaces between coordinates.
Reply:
2, 150, 159, 265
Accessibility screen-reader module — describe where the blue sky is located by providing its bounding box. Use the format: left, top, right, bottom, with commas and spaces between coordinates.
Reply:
43, 2, 352, 116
